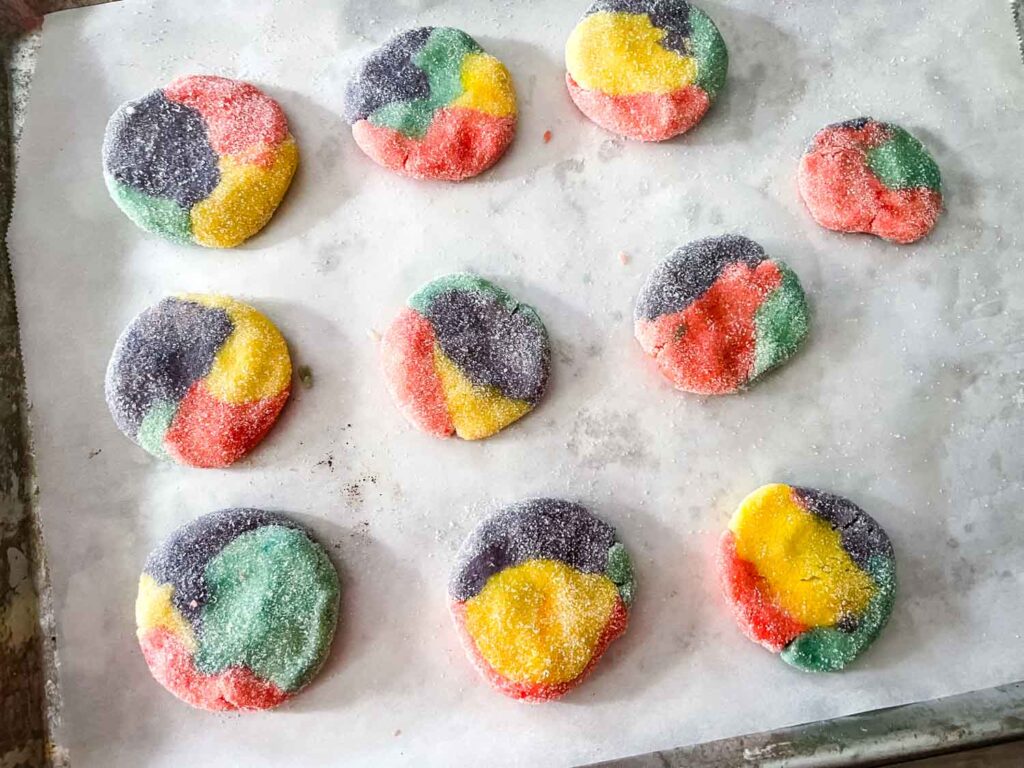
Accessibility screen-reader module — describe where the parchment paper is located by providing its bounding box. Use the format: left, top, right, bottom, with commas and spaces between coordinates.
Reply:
9, 0, 1024, 765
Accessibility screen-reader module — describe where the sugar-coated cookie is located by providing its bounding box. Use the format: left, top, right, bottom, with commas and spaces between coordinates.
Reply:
136, 508, 340, 710
565, 0, 727, 141
449, 499, 635, 701
105, 294, 291, 468
344, 28, 517, 180
798, 118, 942, 244
381, 273, 549, 440
634, 235, 809, 395
717, 484, 896, 672
103, 75, 298, 247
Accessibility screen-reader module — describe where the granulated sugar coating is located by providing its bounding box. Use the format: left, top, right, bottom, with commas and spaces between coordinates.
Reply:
717, 484, 896, 673
381, 273, 550, 440
565, 0, 727, 141
798, 118, 943, 244
102, 75, 298, 247
105, 294, 291, 468
343, 27, 517, 181
449, 499, 635, 701
136, 508, 340, 711
634, 235, 809, 395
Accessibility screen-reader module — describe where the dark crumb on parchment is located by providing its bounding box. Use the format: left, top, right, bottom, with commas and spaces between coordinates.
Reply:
343, 475, 379, 503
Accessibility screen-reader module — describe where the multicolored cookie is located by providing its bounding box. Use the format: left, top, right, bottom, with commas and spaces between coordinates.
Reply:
634, 235, 809, 395
717, 484, 896, 672
105, 294, 291, 468
565, 0, 727, 141
381, 273, 549, 440
136, 509, 340, 711
103, 75, 298, 248
343, 27, 517, 181
449, 499, 635, 701
798, 118, 943, 244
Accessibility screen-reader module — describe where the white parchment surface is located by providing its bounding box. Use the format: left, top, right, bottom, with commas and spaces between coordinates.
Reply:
9, 0, 1024, 765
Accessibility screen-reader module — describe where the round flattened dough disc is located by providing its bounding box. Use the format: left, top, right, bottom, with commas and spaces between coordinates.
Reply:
102, 75, 299, 247
448, 498, 635, 701
380, 273, 550, 440
634, 234, 810, 395
104, 294, 292, 468
343, 27, 518, 180
564, 0, 727, 141
798, 117, 943, 244
135, 508, 340, 710
716, 484, 896, 672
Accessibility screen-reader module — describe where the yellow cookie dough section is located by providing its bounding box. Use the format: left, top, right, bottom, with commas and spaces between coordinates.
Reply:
452, 52, 517, 117
465, 559, 619, 685
135, 573, 197, 651
191, 136, 299, 248
565, 11, 697, 96
729, 484, 876, 627
182, 294, 291, 404
433, 347, 531, 440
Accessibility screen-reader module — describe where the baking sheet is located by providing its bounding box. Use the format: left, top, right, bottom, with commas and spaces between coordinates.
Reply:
8, 0, 1024, 765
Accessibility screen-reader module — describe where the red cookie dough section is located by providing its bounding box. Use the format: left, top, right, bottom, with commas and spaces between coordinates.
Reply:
798, 121, 941, 244
139, 627, 289, 711
163, 380, 290, 468
634, 261, 782, 395
717, 531, 807, 652
566, 75, 710, 142
381, 307, 455, 437
352, 107, 516, 181
165, 75, 289, 168
798, 151, 941, 245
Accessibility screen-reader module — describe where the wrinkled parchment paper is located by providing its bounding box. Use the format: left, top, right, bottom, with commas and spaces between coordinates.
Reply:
9, 0, 1024, 765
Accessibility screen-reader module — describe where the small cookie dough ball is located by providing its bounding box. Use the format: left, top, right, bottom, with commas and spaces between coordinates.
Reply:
103, 75, 298, 248
449, 499, 635, 701
798, 118, 943, 244
381, 273, 549, 440
565, 0, 727, 141
717, 484, 896, 672
105, 294, 291, 468
634, 235, 809, 395
136, 509, 340, 710
344, 27, 517, 181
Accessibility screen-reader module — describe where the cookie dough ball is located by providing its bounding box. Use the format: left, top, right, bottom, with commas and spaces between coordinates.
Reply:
344, 27, 517, 181
565, 0, 727, 141
103, 75, 298, 247
717, 484, 896, 672
634, 235, 809, 395
381, 273, 549, 440
136, 509, 340, 711
798, 118, 942, 244
105, 294, 291, 468
449, 499, 635, 701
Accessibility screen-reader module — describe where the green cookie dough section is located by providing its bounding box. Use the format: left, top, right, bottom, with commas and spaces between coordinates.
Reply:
409, 272, 503, 314
752, 263, 810, 379
137, 399, 177, 459
369, 27, 481, 139
105, 174, 193, 244
605, 541, 635, 606
865, 126, 942, 192
781, 554, 897, 673
689, 6, 728, 99
194, 525, 340, 692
